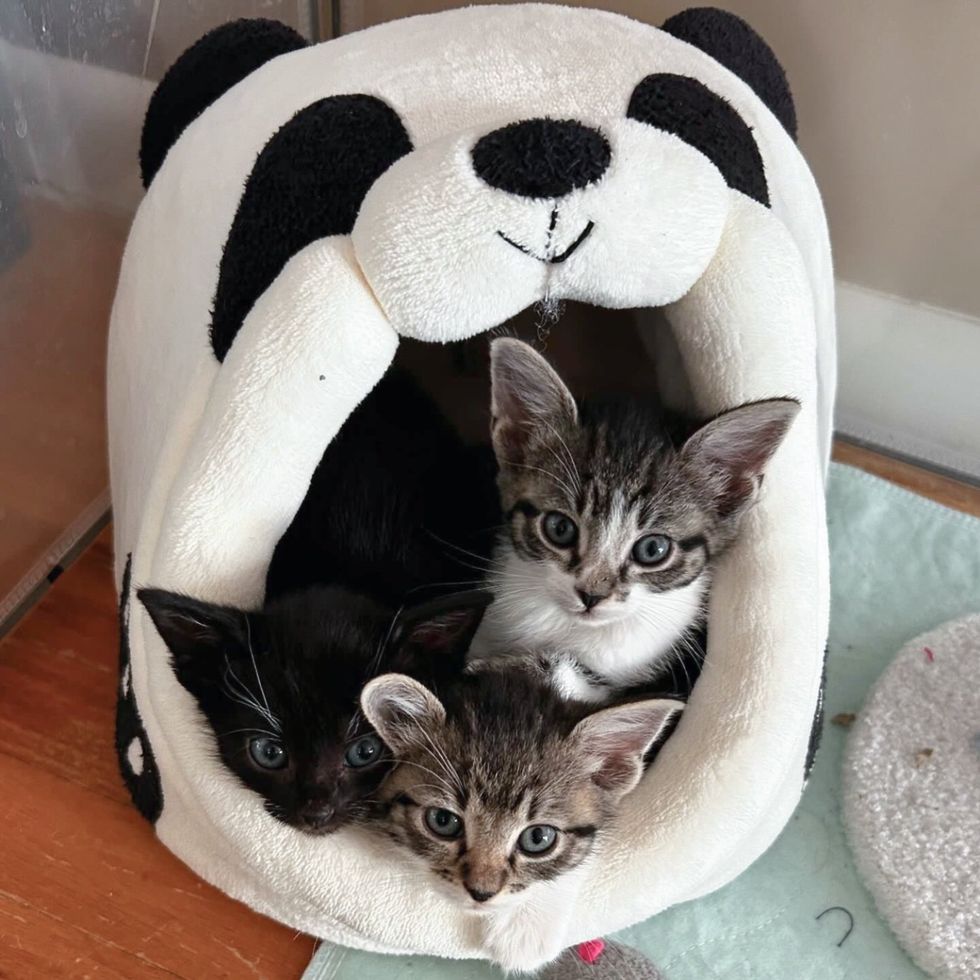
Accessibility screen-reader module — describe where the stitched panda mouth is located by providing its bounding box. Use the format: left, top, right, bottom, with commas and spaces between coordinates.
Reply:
496, 221, 595, 265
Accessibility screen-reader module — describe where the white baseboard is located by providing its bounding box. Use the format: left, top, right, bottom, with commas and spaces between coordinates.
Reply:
835, 281, 980, 482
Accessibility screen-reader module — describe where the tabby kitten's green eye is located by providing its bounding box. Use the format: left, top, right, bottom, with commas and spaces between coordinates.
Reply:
344, 734, 383, 768
248, 736, 288, 770
542, 511, 578, 547
425, 807, 464, 839
517, 824, 558, 854
632, 533, 672, 566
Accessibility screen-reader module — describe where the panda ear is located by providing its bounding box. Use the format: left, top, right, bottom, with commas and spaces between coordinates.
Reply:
626, 73, 769, 206
141, 19, 308, 187
660, 7, 797, 140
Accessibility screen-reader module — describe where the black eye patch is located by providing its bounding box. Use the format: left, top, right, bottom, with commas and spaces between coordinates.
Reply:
627, 73, 769, 207
210, 94, 412, 361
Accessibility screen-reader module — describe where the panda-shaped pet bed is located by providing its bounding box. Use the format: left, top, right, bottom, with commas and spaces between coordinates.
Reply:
108, 4, 833, 964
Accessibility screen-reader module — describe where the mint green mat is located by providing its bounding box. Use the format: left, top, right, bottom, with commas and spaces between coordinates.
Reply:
305, 463, 980, 980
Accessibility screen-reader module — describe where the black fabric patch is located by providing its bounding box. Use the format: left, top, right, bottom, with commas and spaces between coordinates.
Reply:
661, 7, 797, 141
627, 73, 769, 206
210, 95, 412, 362
804, 645, 829, 779
140, 18, 307, 188
472, 118, 610, 200
115, 554, 164, 823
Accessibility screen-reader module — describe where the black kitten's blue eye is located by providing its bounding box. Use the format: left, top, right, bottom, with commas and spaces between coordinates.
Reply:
632, 534, 672, 567
518, 824, 558, 854
425, 807, 463, 839
542, 511, 578, 548
345, 734, 383, 768
248, 736, 287, 770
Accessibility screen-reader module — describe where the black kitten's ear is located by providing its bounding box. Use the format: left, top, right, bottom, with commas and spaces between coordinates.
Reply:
392, 591, 493, 666
490, 338, 577, 464
360, 674, 446, 755
681, 398, 800, 517
573, 698, 684, 800
137, 588, 249, 672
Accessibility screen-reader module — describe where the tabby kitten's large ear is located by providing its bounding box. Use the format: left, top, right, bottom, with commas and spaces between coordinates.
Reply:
573, 698, 684, 799
489, 338, 577, 464
138, 588, 250, 686
681, 398, 800, 518
361, 674, 446, 755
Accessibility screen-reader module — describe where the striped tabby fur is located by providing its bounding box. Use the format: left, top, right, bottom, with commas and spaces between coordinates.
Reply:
472, 338, 799, 702
361, 663, 680, 970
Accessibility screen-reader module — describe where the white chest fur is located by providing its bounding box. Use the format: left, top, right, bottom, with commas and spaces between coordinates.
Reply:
471, 549, 707, 700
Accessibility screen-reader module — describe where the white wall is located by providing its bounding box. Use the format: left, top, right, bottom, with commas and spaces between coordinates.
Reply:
339, 0, 980, 477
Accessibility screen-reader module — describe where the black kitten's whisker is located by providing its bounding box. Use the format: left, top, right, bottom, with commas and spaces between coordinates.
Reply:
362, 602, 407, 700
422, 528, 496, 574
243, 615, 278, 727
218, 726, 280, 739
223, 660, 281, 730
222, 660, 281, 732
403, 579, 486, 595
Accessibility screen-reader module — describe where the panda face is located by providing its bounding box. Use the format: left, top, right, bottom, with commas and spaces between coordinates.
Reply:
207, 73, 769, 359
353, 107, 731, 342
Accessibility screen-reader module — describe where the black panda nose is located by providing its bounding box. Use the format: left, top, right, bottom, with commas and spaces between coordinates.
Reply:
472, 118, 611, 200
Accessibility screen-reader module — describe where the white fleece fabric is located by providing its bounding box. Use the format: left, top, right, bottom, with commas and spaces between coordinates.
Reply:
107, 4, 833, 962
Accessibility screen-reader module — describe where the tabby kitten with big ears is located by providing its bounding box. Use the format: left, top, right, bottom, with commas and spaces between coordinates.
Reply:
472, 338, 799, 703
361, 662, 683, 971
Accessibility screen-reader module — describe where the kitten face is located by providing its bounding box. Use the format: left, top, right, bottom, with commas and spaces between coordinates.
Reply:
139, 586, 489, 834
488, 338, 799, 635
361, 666, 681, 907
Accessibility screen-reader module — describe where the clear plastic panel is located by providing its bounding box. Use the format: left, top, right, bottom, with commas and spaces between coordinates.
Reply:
0, 1, 314, 628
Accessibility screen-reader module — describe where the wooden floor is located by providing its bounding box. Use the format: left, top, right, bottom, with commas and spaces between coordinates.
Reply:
0, 529, 316, 978
0, 443, 977, 978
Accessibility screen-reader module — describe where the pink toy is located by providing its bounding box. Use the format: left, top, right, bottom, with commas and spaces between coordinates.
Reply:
576, 939, 606, 964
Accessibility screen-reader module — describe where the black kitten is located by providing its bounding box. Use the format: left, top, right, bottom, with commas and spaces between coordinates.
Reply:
141, 365, 497, 833
140, 585, 490, 834
266, 366, 500, 605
